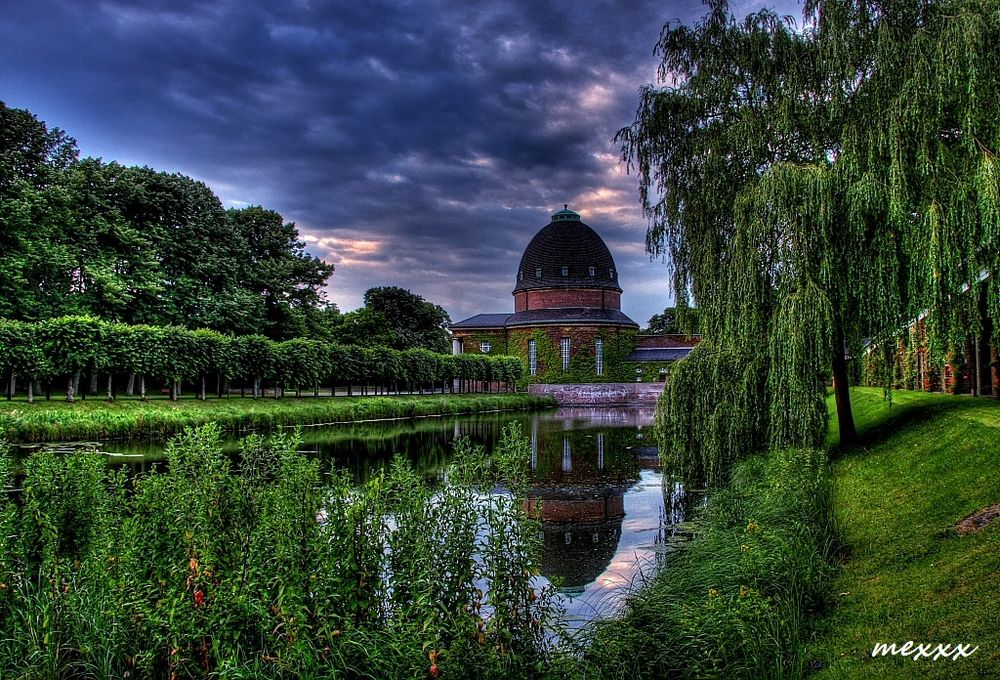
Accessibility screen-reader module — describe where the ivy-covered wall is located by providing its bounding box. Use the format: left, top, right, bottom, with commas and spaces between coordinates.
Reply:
453, 325, 683, 388
506, 326, 642, 386
456, 330, 508, 356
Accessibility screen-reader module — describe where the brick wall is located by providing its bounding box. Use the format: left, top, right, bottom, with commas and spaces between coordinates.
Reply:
522, 287, 620, 310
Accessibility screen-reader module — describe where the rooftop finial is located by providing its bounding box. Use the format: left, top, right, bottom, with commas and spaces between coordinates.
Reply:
552, 205, 581, 222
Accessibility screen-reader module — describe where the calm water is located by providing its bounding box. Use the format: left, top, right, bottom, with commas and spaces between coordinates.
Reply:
19, 407, 700, 627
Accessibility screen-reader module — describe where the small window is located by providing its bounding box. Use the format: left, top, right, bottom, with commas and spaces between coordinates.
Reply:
480, 341, 491, 353
528, 339, 537, 376
609, 268, 615, 278
561, 266, 569, 276
535, 267, 542, 278
561, 337, 570, 371
595, 338, 604, 376
518, 270, 523, 280
588, 266, 595, 276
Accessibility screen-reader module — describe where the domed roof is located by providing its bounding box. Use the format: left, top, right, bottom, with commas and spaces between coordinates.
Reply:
514, 206, 621, 292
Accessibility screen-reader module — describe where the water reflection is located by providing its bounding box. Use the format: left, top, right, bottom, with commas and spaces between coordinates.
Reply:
13, 407, 699, 626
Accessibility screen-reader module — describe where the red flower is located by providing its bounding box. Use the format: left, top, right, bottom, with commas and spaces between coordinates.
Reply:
194, 590, 205, 607
429, 663, 439, 679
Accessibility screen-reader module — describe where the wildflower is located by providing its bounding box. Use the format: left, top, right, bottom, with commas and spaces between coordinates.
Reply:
708, 588, 719, 599
194, 589, 205, 607
740, 544, 749, 552
746, 521, 759, 533
189, 557, 198, 573
428, 650, 440, 678
0, 583, 7, 590
740, 585, 750, 598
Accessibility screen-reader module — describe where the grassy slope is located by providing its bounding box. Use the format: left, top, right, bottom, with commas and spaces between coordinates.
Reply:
815, 388, 1000, 678
0, 393, 554, 443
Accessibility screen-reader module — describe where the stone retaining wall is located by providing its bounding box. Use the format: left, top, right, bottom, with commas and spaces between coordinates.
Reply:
528, 382, 665, 405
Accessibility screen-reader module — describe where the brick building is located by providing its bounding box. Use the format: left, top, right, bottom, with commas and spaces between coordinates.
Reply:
450, 206, 694, 384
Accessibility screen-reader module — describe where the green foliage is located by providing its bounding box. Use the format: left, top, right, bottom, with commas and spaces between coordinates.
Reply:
657, 343, 766, 485
0, 424, 567, 678
0, 102, 337, 340
586, 447, 833, 679
0, 393, 552, 443
643, 306, 700, 335
623, 0, 1000, 470
508, 329, 641, 385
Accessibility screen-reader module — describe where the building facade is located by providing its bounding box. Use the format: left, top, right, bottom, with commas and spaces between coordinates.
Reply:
450, 207, 695, 384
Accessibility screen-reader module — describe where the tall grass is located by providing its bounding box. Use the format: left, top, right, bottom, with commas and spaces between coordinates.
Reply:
584, 447, 834, 679
0, 424, 570, 679
0, 393, 555, 443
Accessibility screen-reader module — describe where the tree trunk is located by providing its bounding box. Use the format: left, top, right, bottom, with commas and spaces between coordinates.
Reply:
27, 380, 33, 404
89, 372, 99, 395
73, 371, 81, 399
832, 324, 857, 447
200, 375, 206, 401
126, 372, 135, 396
6, 372, 13, 400
66, 375, 75, 403
140, 374, 146, 400
107, 373, 113, 401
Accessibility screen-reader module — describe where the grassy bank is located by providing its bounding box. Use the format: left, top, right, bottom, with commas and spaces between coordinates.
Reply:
812, 388, 1000, 678
585, 446, 834, 679
0, 393, 555, 443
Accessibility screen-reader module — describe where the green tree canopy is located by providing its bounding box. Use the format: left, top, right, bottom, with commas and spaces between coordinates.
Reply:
0, 102, 338, 340
333, 287, 450, 353
620, 0, 1000, 479
643, 306, 700, 335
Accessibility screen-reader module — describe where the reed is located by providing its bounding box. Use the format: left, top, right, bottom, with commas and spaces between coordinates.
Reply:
0, 423, 569, 679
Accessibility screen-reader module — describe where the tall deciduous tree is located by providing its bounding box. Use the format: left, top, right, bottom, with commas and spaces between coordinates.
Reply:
620, 0, 1000, 478
362, 287, 451, 354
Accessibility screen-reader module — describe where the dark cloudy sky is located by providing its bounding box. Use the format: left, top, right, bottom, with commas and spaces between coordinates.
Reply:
2, 0, 800, 326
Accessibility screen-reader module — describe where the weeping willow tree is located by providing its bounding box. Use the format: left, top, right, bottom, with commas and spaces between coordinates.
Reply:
621, 0, 1000, 482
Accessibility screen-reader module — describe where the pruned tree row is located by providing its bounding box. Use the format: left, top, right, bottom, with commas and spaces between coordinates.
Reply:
0, 316, 522, 402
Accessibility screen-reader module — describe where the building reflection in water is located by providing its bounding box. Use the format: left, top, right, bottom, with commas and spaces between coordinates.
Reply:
523, 407, 696, 618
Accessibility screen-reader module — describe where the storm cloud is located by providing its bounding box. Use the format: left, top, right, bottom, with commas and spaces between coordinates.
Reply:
1, 0, 801, 325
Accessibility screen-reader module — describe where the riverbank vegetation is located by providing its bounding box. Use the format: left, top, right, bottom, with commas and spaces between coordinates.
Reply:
0, 424, 573, 679
585, 446, 833, 679
0, 393, 553, 443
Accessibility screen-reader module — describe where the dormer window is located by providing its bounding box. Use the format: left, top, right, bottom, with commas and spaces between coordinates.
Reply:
609, 268, 615, 279
535, 267, 542, 278
588, 266, 596, 276
519, 270, 524, 281
561, 266, 569, 276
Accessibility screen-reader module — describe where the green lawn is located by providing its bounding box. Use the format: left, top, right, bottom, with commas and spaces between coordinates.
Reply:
0, 393, 554, 442
814, 388, 1000, 678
